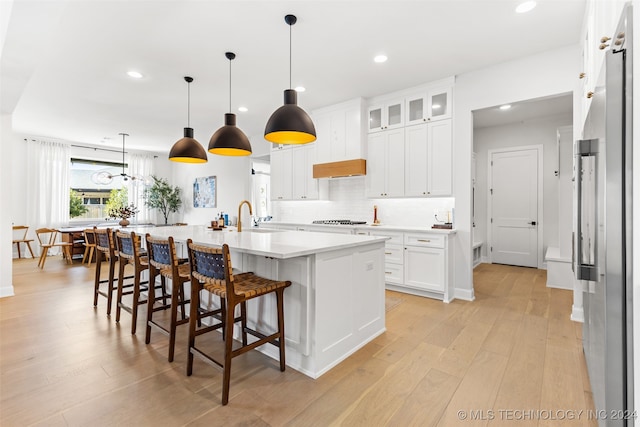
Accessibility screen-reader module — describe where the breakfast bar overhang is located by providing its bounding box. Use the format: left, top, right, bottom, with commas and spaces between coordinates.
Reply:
135, 225, 388, 379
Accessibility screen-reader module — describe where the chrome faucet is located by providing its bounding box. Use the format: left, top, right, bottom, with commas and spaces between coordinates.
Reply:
237, 200, 253, 232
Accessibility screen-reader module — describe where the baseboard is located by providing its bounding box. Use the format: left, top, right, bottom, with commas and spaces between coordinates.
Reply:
571, 305, 584, 323
0, 285, 15, 298
454, 288, 475, 301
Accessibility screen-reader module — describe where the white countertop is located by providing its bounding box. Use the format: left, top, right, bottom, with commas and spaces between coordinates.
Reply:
133, 225, 388, 259
260, 221, 457, 235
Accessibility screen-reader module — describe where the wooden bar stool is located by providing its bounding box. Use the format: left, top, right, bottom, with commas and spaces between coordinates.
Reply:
145, 234, 196, 362
115, 230, 150, 334
12, 225, 35, 259
186, 241, 291, 405
93, 227, 133, 316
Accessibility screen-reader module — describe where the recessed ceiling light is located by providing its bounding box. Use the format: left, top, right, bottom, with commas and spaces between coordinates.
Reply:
374, 54, 388, 63
295, 86, 306, 92
432, 104, 441, 110
127, 70, 143, 79
515, 1, 536, 13
499, 104, 512, 110
238, 106, 248, 112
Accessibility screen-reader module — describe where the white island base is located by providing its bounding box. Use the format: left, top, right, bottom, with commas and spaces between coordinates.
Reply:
136, 226, 388, 379
228, 242, 386, 378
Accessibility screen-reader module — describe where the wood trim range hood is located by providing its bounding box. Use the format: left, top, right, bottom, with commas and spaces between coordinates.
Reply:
312, 159, 366, 178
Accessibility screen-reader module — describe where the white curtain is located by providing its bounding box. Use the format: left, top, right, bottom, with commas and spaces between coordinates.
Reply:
26, 140, 70, 252
128, 152, 155, 224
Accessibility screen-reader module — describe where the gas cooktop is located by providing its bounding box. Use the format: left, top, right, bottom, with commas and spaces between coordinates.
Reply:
312, 220, 368, 225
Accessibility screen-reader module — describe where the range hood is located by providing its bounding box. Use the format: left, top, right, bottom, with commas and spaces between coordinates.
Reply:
312, 159, 366, 178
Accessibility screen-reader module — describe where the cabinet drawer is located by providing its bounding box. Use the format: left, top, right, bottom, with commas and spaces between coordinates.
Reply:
370, 231, 403, 245
383, 262, 403, 284
404, 233, 444, 248
383, 244, 404, 264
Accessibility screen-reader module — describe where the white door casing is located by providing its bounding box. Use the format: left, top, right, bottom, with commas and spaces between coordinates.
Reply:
488, 145, 543, 268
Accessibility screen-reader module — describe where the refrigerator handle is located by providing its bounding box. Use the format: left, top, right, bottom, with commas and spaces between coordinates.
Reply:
575, 138, 598, 281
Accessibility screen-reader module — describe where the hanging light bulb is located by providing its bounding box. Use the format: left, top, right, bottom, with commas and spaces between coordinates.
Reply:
169, 76, 208, 163
264, 14, 316, 145
91, 133, 147, 184
208, 52, 252, 156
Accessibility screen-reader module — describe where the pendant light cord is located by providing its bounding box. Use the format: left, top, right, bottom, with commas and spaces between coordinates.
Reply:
121, 133, 126, 175
229, 57, 232, 113
187, 81, 191, 128
289, 22, 292, 89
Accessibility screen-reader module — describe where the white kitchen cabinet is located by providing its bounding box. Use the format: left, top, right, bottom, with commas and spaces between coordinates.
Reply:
367, 99, 404, 133
365, 128, 405, 198
270, 148, 292, 200
405, 86, 452, 126
404, 120, 452, 197
313, 98, 365, 163
404, 246, 445, 292
369, 230, 404, 285
292, 145, 320, 200
401, 232, 454, 302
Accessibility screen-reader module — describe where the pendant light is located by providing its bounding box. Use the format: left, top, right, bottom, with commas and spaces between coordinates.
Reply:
169, 76, 208, 163
208, 52, 252, 156
264, 14, 316, 145
91, 133, 147, 184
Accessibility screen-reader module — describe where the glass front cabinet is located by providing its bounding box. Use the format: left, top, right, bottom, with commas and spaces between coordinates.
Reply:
405, 86, 452, 126
367, 99, 404, 132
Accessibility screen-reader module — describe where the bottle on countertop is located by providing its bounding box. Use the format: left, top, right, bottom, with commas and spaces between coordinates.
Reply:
218, 212, 225, 228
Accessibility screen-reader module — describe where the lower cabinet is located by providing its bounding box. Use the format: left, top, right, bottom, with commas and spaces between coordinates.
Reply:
404, 246, 445, 292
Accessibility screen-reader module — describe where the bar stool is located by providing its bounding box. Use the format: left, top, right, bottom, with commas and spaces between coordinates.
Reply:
186, 240, 292, 405
115, 230, 150, 334
93, 227, 133, 315
144, 234, 191, 362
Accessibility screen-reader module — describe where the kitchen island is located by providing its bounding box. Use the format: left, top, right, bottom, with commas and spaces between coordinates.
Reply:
134, 225, 388, 379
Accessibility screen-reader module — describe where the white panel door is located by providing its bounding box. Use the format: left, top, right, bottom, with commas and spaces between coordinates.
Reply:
490, 148, 539, 267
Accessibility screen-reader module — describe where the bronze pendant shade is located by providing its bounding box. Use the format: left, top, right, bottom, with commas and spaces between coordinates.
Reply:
209, 52, 252, 156
264, 14, 316, 145
169, 76, 208, 163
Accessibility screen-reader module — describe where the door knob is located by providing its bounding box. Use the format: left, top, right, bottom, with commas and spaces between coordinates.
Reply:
528, 221, 537, 226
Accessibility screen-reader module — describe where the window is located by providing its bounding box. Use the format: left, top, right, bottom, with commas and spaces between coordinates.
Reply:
70, 158, 129, 222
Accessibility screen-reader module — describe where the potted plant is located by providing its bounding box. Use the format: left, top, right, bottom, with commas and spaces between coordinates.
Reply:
144, 176, 183, 225
105, 188, 139, 226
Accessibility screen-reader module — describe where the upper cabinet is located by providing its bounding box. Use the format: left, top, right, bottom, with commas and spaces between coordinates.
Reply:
405, 86, 452, 126
313, 98, 366, 163
367, 99, 404, 133
404, 121, 452, 197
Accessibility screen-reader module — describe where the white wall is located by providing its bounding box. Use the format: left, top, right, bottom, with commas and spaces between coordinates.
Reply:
169, 155, 252, 226
454, 44, 579, 300
1, 114, 15, 297
271, 176, 454, 228
473, 113, 572, 263
557, 126, 573, 259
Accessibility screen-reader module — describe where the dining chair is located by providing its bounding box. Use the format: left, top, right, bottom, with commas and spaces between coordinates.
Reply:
186, 240, 291, 405
82, 228, 96, 264
35, 228, 73, 268
145, 234, 193, 362
12, 225, 35, 259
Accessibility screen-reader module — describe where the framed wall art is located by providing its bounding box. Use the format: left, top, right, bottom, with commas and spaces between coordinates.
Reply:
193, 175, 216, 208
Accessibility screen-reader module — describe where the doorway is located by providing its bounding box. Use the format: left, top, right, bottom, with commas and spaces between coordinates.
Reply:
488, 146, 542, 267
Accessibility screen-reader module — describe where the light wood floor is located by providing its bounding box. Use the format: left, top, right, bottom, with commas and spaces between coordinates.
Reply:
1, 258, 595, 426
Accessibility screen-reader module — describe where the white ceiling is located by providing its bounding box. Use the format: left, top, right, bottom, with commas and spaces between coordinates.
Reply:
473, 93, 574, 128
1, 0, 585, 153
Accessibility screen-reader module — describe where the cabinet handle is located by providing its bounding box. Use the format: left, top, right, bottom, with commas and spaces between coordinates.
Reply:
599, 43, 609, 50
579, 72, 586, 79
587, 91, 594, 99
600, 36, 611, 43
357, 232, 367, 235
385, 271, 392, 275
385, 251, 392, 255
417, 239, 431, 243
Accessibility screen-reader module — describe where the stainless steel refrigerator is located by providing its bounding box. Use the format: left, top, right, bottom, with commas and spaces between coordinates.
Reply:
575, 4, 634, 426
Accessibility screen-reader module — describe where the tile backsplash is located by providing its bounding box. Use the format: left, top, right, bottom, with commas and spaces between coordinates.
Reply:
271, 176, 455, 228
